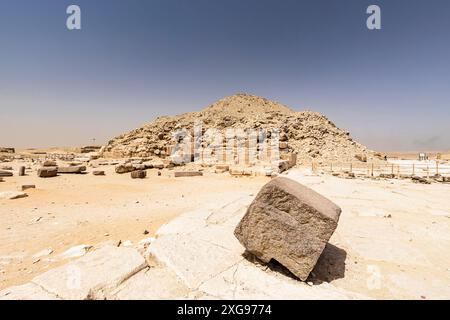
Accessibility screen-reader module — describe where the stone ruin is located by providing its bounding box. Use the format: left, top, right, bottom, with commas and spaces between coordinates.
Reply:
102, 94, 379, 167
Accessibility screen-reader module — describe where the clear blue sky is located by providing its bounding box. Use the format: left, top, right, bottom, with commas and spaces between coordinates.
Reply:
0, 0, 449, 151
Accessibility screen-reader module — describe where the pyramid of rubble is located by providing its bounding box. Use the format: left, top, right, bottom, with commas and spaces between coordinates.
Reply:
102, 94, 379, 164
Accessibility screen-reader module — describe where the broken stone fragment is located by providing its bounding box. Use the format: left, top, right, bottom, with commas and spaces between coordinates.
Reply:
215, 165, 230, 171
0, 191, 28, 200
21, 185, 36, 191
131, 170, 147, 179
0, 170, 13, 177
57, 166, 86, 174
234, 177, 341, 281
37, 167, 58, 178
174, 171, 203, 178
92, 170, 105, 176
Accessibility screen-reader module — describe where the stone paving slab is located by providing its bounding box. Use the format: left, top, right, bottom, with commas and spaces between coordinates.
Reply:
111, 265, 189, 300
31, 245, 147, 300
0, 282, 60, 300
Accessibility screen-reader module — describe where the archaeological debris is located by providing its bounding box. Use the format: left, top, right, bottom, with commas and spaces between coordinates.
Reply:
21, 185, 36, 191
37, 167, 58, 178
174, 171, 203, 178
103, 94, 379, 167
0, 191, 28, 200
0, 170, 13, 177
131, 170, 147, 179
57, 166, 87, 174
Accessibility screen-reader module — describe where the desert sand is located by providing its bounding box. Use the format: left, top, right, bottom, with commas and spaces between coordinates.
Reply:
0, 161, 269, 290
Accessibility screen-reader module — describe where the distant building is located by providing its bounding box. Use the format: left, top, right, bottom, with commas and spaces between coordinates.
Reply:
418, 153, 428, 161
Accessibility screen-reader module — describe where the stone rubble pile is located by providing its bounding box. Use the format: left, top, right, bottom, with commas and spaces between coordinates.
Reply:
102, 94, 379, 166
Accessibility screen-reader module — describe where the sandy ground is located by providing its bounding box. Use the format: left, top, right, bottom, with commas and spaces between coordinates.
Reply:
1, 160, 450, 299
0, 161, 269, 290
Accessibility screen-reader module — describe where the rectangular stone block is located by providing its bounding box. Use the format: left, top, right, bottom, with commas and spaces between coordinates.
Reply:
37, 167, 58, 178
234, 177, 341, 281
0, 170, 13, 177
57, 166, 87, 174
174, 171, 203, 178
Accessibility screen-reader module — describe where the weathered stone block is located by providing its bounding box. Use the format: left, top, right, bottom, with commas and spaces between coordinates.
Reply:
215, 165, 230, 171
21, 185, 36, 191
234, 177, 341, 281
174, 171, 203, 178
115, 164, 134, 174
57, 166, 86, 174
131, 170, 147, 179
37, 167, 58, 178
0, 170, 13, 177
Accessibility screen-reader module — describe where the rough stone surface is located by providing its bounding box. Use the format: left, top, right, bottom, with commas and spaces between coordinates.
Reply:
37, 167, 58, 178
92, 170, 105, 176
32, 246, 147, 300
234, 177, 341, 281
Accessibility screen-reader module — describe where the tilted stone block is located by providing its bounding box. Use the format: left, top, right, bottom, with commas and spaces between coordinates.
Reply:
234, 177, 341, 281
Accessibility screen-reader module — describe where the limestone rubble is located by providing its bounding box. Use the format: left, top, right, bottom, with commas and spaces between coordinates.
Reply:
102, 94, 379, 164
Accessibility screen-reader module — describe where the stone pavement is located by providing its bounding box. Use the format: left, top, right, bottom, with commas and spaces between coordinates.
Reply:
1, 181, 366, 300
